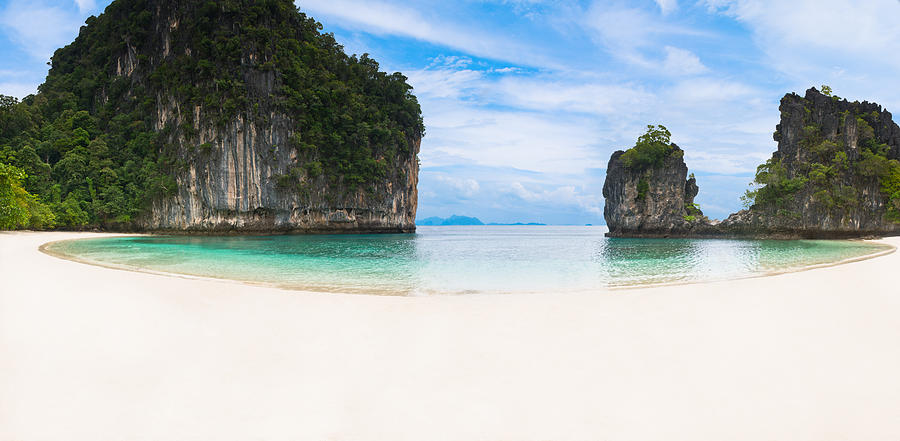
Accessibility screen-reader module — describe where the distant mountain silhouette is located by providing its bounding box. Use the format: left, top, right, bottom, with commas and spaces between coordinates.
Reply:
417, 215, 546, 226
417, 215, 484, 226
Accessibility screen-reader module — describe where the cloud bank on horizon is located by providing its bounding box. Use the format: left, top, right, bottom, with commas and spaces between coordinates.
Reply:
2, 0, 899, 224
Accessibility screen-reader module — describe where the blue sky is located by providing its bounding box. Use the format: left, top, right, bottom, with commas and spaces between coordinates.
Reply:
3, 0, 900, 224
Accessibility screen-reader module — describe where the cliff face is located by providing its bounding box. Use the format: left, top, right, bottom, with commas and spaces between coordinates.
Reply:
603, 144, 704, 237
717, 88, 900, 237
603, 88, 900, 238
45, 0, 422, 233
142, 112, 419, 232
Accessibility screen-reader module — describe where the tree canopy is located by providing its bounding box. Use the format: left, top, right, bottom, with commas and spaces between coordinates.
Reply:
0, 0, 423, 230
620, 125, 676, 171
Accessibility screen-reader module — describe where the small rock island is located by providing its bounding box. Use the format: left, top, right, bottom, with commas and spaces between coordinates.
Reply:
604, 87, 900, 238
602, 125, 705, 237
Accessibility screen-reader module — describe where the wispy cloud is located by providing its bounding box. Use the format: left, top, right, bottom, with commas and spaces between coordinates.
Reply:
703, 0, 900, 107
655, 0, 678, 15
583, 4, 710, 73
662, 46, 708, 75
0, 81, 40, 98
73, 0, 96, 13
0, 0, 84, 61
491, 76, 655, 115
296, 0, 562, 68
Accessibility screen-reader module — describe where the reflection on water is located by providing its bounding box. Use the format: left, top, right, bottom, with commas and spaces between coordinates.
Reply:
47, 226, 889, 295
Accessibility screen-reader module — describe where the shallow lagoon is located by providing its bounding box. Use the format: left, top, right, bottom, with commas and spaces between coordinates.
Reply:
47, 226, 890, 295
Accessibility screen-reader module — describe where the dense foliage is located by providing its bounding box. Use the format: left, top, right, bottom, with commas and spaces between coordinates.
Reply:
620, 125, 677, 171
0, 0, 423, 230
744, 91, 900, 222
0, 162, 55, 229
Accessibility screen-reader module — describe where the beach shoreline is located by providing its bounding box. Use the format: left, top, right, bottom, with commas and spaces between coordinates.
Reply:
35, 231, 896, 295
3, 231, 900, 441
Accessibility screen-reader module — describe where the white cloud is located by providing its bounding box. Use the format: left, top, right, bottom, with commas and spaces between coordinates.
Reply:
662, 46, 707, 75
706, 0, 899, 57
434, 175, 481, 198
506, 182, 603, 215
583, 4, 710, 73
407, 63, 617, 174
421, 103, 605, 174
407, 69, 484, 100
0, 1, 83, 61
429, 55, 473, 69
73, 0, 96, 13
408, 57, 775, 181
296, 0, 560, 68
703, 0, 900, 108
655, 0, 678, 15
492, 76, 655, 115
585, 6, 659, 54
0, 82, 40, 98
667, 78, 753, 103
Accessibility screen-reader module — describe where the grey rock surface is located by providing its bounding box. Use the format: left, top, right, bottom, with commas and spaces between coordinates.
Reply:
603, 88, 900, 238
116, 1, 419, 233
603, 145, 705, 237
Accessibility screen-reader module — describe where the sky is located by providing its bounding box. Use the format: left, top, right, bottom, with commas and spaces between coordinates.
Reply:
2, 1, 900, 224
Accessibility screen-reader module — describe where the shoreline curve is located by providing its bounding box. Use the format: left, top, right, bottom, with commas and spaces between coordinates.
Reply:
37, 232, 896, 296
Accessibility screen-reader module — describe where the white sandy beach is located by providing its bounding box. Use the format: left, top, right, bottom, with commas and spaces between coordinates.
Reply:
2, 231, 900, 441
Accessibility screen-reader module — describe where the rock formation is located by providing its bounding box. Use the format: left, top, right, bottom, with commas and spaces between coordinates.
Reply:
31, 0, 422, 233
603, 88, 900, 238
603, 144, 705, 237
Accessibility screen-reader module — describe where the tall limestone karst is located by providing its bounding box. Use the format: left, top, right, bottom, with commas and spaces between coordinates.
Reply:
719, 87, 900, 237
0, 0, 423, 232
603, 88, 900, 238
602, 125, 705, 237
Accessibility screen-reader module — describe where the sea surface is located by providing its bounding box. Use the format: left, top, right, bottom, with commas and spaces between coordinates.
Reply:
46, 226, 890, 295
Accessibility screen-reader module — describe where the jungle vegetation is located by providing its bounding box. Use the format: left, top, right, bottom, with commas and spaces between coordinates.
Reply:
0, 0, 423, 230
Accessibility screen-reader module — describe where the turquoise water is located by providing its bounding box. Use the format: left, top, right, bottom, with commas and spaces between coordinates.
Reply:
47, 226, 889, 295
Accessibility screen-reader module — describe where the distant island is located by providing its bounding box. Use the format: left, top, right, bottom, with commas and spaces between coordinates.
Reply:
417, 215, 546, 226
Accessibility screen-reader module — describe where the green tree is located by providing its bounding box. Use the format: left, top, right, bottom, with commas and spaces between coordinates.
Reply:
620, 125, 674, 171
0, 162, 29, 229
0, 162, 55, 230
0, 0, 424, 230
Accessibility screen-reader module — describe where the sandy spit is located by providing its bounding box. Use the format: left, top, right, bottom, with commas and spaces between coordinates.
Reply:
2, 231, 900, 441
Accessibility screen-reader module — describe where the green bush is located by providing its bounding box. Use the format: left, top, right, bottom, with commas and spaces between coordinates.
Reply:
0, 162, 55, 230
881, 160, 900, 222
620, 125, 674, 171
636, 177, 649, 201
747, 159, 808, 208
745, 103, 900, 219
684, 202, 701, 215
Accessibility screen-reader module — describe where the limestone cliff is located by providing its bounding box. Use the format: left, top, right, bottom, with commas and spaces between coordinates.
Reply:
603, 88, 900, 238
716, 88, 900, 237
603, 142, 705, 237
41, 0, 422, 233
141, 97, 420, 233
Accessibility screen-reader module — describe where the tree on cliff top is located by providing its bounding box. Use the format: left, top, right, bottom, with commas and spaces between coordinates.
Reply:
620, 125, 676, 171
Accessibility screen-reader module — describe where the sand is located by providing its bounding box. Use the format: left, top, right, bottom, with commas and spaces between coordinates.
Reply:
2, 231, 900, 441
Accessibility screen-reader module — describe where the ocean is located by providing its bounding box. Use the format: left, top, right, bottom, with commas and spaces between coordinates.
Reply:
46, 226, 889, 295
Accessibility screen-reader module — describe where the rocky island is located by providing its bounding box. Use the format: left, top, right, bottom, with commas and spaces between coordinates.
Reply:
602, 125, 705, 237
0, 0, 422, 233
604, 87, 900, 238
